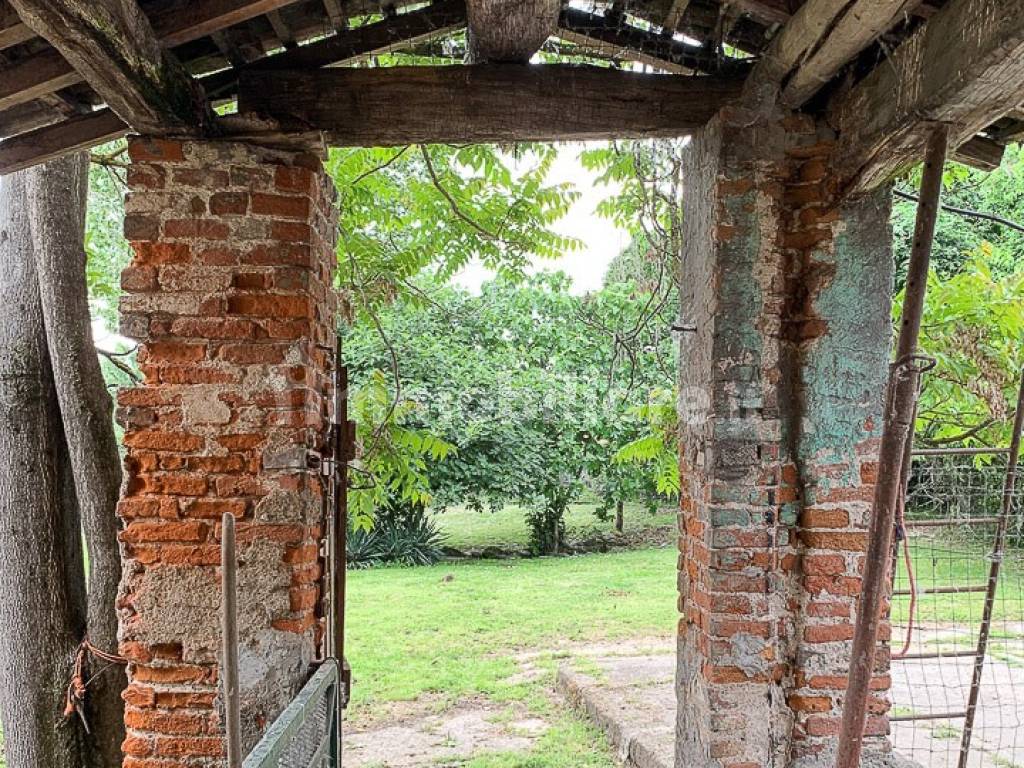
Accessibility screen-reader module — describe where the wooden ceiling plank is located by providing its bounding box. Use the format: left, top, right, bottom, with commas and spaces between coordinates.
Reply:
147, 0, 307, 48
8, 0, 213, 134
322, 0, 345, 30
237, 64, 744, 145
201, 0, 465, 98
953, 136, 1005, 171
831, 0, 1024, 192
747, 0, 849, 90
0, 107, 127, 174
0, 49, 83, 112
557, 7, 751, 76
0, 2, 33, 50
265, 9, 297, 48
780, 0, 912, 107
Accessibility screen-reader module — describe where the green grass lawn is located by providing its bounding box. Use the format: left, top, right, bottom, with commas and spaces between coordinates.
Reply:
891, 536, 1024, 626
433, 502, 676, 551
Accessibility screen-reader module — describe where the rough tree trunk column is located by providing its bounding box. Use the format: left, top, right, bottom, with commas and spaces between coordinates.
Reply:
676, 108, 894, 768
116, 138, 337, 764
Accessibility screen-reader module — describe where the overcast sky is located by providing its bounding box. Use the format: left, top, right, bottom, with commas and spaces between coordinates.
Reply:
451, 142, 632, 295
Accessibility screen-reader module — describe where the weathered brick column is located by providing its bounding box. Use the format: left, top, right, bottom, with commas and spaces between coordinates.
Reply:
676, 108, 893, 768
115, 138, 337, 765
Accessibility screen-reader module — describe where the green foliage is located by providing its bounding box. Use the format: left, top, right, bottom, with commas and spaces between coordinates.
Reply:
327, 143, 580, 322
343, 271, 676, 554
907, 248, 1024, 447
347, 497, 447, 568
893, 147, 1024, 285
613, 388, 680, 498
85, 143, 132, 331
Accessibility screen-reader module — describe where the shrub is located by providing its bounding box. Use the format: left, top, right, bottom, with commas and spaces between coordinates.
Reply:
347, 499, 447, 568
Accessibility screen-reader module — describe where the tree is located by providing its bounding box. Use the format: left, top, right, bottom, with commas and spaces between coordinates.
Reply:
908, 248, 1024, 448
0, 155, 125, 768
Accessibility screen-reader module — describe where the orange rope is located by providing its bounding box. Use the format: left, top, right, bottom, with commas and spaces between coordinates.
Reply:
64, 638, 128, 730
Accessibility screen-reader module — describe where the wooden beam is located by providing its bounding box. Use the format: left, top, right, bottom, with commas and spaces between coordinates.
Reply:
0, 0, 305, 116
7, 0, 213, 135
953, 136, 1005, 171
200, 0, 466, 98
831, 0, 1024, 191
663, 0, 690, 31
0, 108, 127, 174
557, 7, 750, 76
145, 0, 305, 48
730, 0, 791, 27
0, 49, 82, 112
265, 9, 297, 49
780, 0, 910, 107
0, 2, 32, 50
238, 64, 743, 145
466, 0, 559, 63
747, 0, 849, 91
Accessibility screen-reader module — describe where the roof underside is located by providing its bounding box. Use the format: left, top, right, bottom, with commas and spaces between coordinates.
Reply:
0, 0, 1021, 175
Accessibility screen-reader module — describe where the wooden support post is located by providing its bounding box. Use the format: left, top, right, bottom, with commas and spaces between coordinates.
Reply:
465, 0, 559, 63
221, 513, 242, 768
834, 123, 949, 768
957, 368, 1024, 768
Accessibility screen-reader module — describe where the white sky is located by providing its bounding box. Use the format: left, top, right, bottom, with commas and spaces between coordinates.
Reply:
451, 142, 631, 295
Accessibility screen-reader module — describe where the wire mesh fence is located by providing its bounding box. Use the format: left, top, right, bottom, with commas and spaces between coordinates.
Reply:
889, 450, 1024, 768
243, 662, 340, 768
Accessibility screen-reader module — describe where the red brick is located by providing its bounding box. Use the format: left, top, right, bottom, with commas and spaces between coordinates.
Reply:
183, 498, 246, 519
163, 219, 230, 240
803, 623, 855, 644
251, 192, 310, 219
131, 242, 191, 265
799, 508, 850, 529
125, 708, 217, 736
170, 317, 254, 340
274, 165, 315, 193
122, 683, 157, 708
132, 664, 214, 685
124, 430, 204, 452
209, 191, 249, 216
129, 139, 185, 163
141, 342, 207, 365
151, 735, 224, 758
121, 520, 208, 544
227, 293, 312, 319
803, 554, 847, 575
217, 343, 288, 365
272, 614, 316, 634
788, 694, 832, 713
125, 214, 161, 241
801, 531, 868, 551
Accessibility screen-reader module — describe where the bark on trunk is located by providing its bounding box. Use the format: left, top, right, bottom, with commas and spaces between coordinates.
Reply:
25, 152, 126, 766
614, 499, 624, 533
0, 166, 87, 768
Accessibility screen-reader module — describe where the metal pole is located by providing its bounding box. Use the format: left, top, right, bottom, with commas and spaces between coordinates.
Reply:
835, 123, 949, 768
222, 512, 243, 768
957, 367, 1024, 768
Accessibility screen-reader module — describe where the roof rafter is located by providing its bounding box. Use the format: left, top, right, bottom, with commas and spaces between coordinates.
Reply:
7, 0, 213, 135
0, 0, 307, 115
830, 0, 1024, 191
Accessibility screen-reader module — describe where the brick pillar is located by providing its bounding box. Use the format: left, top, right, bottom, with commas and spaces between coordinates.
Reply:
115, 138, 337, 765
676, 108, 894, 768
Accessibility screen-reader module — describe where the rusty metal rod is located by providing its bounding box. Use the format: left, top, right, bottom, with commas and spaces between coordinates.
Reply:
835, 123, 950, 768
911, 447, 1011, 457
904, 517, 1002, 528
893, 650, 979, 661
892, 585, 988, 596
221, 513, 242, 768
891, 710, 966, 722
957, 367, 1024, 768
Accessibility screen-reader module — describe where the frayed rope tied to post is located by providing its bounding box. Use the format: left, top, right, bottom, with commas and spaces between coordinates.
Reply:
64, 638, 128, 732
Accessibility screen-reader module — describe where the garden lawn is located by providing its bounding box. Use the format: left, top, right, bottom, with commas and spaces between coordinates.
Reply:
346, 546, 678, 722
433, 502, 675, 551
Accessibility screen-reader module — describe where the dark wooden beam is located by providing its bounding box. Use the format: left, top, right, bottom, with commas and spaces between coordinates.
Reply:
466, 0, 559, 63
953, 136, 1005, 172
557, 7, 751, 76
238, 64, 743, 145
200, 0, 466, 98
146, 0, 306, 48
0, 0, 306, 115
831, 0, 1024, 192
0, 108, 127, 174
0, 1, 32, 50
0, 49, 82, 112
7, 0, 213, 135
